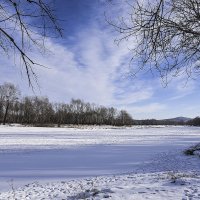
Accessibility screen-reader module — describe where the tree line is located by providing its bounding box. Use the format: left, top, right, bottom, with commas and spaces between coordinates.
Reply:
1, 82, 199, 127
187, 117, 200, 127
0, 83, 133, 126
134, 118, 200, 127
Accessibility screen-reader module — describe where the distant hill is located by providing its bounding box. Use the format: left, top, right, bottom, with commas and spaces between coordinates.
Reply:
165, 117, 192, 123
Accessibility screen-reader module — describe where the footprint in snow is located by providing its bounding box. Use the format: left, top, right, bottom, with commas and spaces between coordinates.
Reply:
138, 191, 146, 194
183, 188, 200, 200
115, 186, 124, 189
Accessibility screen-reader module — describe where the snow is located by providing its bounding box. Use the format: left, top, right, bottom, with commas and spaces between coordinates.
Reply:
0, 125, 200, 199
1, 172, 200, 200
0, 125, 199, 150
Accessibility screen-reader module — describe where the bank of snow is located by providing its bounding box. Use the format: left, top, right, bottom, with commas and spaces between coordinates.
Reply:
0, 172, 200, 200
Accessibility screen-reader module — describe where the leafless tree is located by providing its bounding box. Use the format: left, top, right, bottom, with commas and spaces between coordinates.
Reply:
0, 82, 20, 124
110, 0, 200, 83
0, 0, 62, 86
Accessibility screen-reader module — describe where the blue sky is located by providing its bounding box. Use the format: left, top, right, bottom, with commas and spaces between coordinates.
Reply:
0, 0, 200, 119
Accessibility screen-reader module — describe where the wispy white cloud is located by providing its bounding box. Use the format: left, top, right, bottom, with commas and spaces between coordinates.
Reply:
0, 1, 199, 119
0, 22, 153, 111
130, 103, 166, 114
117, 102, 166, 119
167, 74, 197, 101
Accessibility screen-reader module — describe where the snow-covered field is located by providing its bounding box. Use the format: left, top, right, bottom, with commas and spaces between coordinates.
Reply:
0, 125, 199, 149
0, 125, 200, 199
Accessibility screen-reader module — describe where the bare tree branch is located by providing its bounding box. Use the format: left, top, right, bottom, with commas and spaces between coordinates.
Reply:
109, 0, 200, 84
0, 0, 62, 87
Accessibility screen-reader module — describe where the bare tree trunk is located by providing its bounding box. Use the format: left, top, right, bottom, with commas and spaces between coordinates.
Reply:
3, 101, 9, 125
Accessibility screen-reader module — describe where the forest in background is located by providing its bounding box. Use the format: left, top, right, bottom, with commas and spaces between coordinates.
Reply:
0, 82, 199, 127
0, 83, 133, 126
